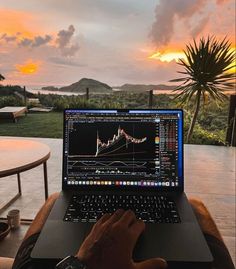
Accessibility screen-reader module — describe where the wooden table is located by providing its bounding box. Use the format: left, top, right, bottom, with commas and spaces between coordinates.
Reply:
0, 139, 50, 214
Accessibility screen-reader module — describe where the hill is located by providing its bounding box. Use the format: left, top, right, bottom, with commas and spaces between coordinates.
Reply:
40, 80, 177, 93
41, 86, 59, 91
115, 83, 176, 92
59, 78, 112, 93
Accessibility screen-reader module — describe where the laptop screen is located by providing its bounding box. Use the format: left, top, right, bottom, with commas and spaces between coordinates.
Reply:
63, 109, 183, 189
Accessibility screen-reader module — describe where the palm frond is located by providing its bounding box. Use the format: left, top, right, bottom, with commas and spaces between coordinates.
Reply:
170, 36, 235, 103
0, 74, 5, 81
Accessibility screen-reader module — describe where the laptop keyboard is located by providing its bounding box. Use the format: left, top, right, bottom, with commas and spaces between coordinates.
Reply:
64, 194, 181, 224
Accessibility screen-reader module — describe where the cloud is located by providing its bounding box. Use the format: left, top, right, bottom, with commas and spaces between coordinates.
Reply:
149, 51, 186, 63
216, 0, 230, 4
18, 37, 32, 47
150, 0, 208, 46
18, 37, 33, 47
60, 44, 80, 57
56, 25, 79, 57
1, 24, 79, 57
190, 16, 209, 37
0, 33, 17, 42
32, 35, 52, 47
49, 56, 85, 67
18, 34, 52, 47
56, 25, 75, 48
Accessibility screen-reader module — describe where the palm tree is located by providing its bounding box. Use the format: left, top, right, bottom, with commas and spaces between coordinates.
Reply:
170, 36, 235, 142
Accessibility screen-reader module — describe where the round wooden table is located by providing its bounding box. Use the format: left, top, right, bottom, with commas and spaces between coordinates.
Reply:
0, 139, 50, 214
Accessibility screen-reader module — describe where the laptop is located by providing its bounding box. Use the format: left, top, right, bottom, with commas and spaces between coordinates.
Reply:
31, 109, 213, 268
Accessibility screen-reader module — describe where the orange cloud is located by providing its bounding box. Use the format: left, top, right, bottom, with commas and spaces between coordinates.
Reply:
15, 60, 41, 75
0, 8, 47, 39
148, 45, 235, 67
148, 50, 186, 63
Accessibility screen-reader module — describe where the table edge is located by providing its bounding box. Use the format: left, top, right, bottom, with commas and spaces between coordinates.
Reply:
0, 152, 51, 178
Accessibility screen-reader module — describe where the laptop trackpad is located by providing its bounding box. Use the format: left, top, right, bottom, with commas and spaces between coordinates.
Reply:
133, 223, 212, 264
31, 221, 88, 259
84, 223, 212, 264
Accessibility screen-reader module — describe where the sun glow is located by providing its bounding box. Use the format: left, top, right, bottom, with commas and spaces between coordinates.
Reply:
227, 64, 236, 74
0, 9, 38, 39
148, 51, 186, 63
227, 47, 236, 74
15, 60, 41, 75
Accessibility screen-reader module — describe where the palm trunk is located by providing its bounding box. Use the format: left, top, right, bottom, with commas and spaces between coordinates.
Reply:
186, 90, 201, 143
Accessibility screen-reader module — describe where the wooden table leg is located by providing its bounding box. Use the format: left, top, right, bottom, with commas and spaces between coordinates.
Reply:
17, 173, 22, 195
0, 193, 21, 215
0, 174, 22, 214
43, 161, 49, 200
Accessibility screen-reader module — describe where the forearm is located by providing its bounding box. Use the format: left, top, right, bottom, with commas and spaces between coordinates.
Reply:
24, 192, 60, 240
189, 198, 223, 242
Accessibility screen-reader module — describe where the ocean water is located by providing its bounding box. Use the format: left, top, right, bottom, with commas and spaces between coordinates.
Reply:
27, 88, 235, 96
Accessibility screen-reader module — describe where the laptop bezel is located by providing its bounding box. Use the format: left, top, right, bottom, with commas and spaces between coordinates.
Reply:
62, 108, 184, 193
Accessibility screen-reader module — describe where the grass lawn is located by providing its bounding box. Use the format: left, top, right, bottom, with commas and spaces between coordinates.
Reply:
0, 112, 63, 138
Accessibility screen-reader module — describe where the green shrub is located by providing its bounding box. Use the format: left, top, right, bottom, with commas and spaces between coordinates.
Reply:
26, 92, 230, 145
184, 116, 225, 145
0, 85, 35, 98
0, 96, 24, 108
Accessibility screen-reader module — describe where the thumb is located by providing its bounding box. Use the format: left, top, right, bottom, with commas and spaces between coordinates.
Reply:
135, 258, 168, 269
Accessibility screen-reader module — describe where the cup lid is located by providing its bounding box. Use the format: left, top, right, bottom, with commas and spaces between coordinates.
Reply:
7, 209, 20, 216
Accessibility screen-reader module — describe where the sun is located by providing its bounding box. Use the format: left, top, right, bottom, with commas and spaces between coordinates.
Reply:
15, 60, 41, 75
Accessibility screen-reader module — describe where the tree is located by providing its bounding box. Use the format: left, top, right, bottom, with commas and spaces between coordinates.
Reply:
170, 36, 235, 142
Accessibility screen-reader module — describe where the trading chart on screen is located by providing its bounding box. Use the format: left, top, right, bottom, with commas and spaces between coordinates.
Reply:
63, 110, 181, 188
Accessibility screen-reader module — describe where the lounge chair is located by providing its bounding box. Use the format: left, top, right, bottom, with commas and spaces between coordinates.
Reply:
0, 107, 27, 123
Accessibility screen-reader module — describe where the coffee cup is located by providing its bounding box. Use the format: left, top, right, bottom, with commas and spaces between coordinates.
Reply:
7, 209, 20, 229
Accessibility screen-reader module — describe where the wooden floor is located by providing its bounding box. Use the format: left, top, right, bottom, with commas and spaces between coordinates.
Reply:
0, 136, 235, 265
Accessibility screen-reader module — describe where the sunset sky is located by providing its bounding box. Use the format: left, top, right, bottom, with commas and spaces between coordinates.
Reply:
0, 0, 235, 88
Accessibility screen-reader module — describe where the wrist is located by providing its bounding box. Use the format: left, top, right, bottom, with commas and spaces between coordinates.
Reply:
76, 253, 134, 269
75, 253, 93, 269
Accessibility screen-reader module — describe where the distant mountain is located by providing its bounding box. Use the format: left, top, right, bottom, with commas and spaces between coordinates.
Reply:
59, 78, 112, 93
41, 78, 112, 93
41, 79, 177, 94
115, 83, 176, 92
41, 86, 59, 91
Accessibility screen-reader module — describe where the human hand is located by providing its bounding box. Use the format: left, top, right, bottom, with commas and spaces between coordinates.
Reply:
76, 209, 167, 269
